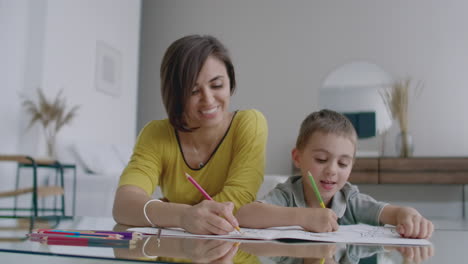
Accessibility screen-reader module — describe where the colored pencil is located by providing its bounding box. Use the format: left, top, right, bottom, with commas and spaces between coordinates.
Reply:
35, 230, 123, 239
41, 240, 135, 249
307, 171, 326, 208
34, 229, 142, 240
30, 237, 135, 248
27, 233, 123, 240
28, 235, 132, 243
80, 230, 142, 240
185, 172, 241, 232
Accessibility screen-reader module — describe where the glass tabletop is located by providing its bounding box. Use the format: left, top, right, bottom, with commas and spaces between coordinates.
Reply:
0, 217, 466, 263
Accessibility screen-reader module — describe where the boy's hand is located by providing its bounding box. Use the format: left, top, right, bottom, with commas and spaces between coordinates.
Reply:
299, 208, 338, 232
396, 207, 434, 239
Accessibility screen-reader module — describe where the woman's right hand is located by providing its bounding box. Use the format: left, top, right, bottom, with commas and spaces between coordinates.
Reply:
181, 200, 239, 235
299, 208, 338, 233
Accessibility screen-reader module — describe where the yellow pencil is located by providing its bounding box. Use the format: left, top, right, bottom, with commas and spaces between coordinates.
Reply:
307, 171, 326, 208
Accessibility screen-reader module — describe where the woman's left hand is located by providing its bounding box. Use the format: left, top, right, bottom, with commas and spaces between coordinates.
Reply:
181, 200, 239, 235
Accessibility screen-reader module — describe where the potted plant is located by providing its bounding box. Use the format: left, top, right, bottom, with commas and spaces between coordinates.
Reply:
22, 89, 80, 159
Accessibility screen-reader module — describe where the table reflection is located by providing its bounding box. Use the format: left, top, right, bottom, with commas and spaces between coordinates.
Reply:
112, 224, 434, 264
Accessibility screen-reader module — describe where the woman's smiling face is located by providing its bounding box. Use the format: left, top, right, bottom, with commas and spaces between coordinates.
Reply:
184, 55, 231, 129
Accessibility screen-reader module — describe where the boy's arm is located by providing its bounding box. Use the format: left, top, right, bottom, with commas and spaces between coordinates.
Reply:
236, 202, 338, 232
379, 205, 434, 239
236, 202, 302, 228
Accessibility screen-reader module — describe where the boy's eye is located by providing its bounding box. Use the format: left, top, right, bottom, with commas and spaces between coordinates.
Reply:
338, 163, 349, 168
338, 161, 350, 168
315, 158, 327, 163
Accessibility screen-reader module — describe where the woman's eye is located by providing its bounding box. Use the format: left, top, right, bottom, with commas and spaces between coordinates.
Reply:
315, 158, 327, 163
212, 84, 223, 89
191, 89, 200, 95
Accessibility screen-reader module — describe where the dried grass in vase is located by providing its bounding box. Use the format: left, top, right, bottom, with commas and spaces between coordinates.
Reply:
22, 88, 80, 158
381, 77, 422, 157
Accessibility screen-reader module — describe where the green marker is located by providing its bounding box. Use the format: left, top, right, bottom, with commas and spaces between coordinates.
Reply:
307, 171, 326, 208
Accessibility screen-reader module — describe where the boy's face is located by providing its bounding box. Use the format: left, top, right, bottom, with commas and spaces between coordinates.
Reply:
292, 131, 355, 206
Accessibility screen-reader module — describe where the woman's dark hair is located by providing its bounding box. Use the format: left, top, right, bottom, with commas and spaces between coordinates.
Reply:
160, 35, 236, 132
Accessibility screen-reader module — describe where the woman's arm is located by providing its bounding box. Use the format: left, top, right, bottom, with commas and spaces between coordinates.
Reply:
112, 185, 188, 227
236, 202, 338, 232
113, 185, 239, 234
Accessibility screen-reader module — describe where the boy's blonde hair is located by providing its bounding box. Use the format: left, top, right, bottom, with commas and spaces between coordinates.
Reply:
295, 109, 358, 151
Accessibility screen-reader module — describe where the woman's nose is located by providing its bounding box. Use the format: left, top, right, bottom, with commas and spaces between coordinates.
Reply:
201, 88, 214, 103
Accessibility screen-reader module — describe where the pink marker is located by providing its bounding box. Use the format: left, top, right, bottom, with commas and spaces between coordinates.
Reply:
185, 172, 213, 200
185, 172, 241, 232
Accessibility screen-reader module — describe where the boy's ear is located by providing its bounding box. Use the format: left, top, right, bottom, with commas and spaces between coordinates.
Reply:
291, 148, 301, 168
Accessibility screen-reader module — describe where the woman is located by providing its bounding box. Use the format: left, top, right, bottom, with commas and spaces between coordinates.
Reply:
113, 35, 268, 235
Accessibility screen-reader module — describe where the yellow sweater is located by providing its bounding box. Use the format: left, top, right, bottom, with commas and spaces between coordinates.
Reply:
118, 109, 268, 211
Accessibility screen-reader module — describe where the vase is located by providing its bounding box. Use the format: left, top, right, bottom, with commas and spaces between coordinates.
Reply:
46, 136, 56, 159
43, 126, 57, 159
395, 131, 414, 157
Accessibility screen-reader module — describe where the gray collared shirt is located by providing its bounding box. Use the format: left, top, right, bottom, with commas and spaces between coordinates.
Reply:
259, 176, 388, 225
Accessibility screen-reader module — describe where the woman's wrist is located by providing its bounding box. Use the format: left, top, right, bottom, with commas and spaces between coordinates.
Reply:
144, 199, 162, 227
176, 204, 193, 229
152, 202, 190, 228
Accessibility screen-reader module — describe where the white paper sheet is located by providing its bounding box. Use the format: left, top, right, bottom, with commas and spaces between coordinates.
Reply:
128, 224, 431, 246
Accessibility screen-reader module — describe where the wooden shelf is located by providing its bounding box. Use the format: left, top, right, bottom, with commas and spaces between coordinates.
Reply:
349, 158, 379, 184
350, 157, 468, 184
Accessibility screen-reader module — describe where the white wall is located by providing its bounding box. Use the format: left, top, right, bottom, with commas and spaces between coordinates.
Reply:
38, 0, 140, 153
0, 0, 35, 192
0, 0, 140, 156
138, 0, 468, 175
0, 0, 24, 152
0, 0, 140, 207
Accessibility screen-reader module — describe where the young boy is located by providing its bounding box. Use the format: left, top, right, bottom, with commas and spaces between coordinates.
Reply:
237, 109, 433, 239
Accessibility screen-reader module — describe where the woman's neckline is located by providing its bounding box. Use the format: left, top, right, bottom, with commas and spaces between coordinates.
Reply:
176, 110, 239, 171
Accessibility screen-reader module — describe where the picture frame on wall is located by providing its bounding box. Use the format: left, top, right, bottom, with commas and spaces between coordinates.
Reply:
95, 41, 122, 97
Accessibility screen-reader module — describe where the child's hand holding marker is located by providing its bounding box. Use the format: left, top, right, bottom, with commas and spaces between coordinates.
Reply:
185, 173, 241, 235
304, 171, 338, 233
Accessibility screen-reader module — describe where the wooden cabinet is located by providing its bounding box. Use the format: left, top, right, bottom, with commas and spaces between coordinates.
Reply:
349, 157, 468, 184
349, 158, 379, 184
